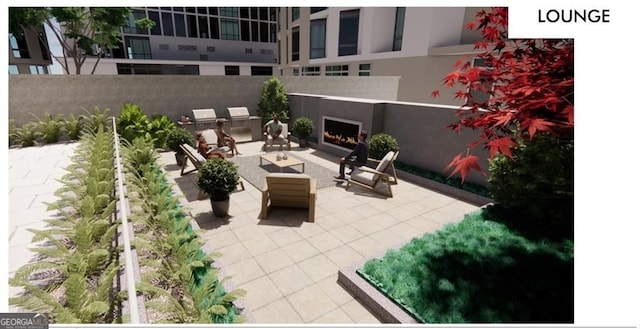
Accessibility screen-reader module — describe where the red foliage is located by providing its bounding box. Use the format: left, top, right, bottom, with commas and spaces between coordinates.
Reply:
437, 7, 574, 182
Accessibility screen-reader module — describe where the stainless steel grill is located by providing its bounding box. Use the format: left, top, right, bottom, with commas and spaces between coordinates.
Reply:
192, 108, 219, 130
227, 107, 262, 143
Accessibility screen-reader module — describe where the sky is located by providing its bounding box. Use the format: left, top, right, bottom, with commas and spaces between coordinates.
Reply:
2, 1, 640, 328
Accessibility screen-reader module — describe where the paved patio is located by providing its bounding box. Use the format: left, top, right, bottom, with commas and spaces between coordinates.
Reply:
8, 140, 480, 323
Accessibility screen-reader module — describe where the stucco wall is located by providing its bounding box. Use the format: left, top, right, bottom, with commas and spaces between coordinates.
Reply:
8, 75, 399, 125
288, 94, 489, 186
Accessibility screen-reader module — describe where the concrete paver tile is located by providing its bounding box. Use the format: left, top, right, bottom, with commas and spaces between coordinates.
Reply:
215, 242, 253, 267
255, 248, 295, 274
281, 240, 321, 263
342, 299, 382, 323
328, 224, 364, 244
297, 254, 339, 282
268, 264, 314, 296
240, 234, 279, 257
312, 307, 354, 324
249, 298, 303, 323
286, 284, 339, 323
307, 231, 343, 253
223, 258, 266, 286
238, 276, 283, 311
317, 273, 356, 306
267, 228, 305, 247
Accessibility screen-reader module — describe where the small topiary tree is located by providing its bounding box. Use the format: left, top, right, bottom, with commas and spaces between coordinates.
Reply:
197, 158, 240, 202
368, 133, 399, 160
257, 77, 289, 124
292, 117, 314, 147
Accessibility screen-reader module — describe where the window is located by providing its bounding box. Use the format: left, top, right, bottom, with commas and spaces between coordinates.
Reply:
125, 37, 152, 59
359, 63, 371, 76
292, 7, 300, 21
251, 7, 258, 19
251, 21, 259, 42
209, 17, 219, 39
393, 7, 405, 51
240, 8, 250, 18
123, 10, 148, 34
466, 58, 493, 107
175, 14, 186, 37
292, 27, 300, 61
198, 16, 209, 38
148, 11, 162, 35
270, 23, 276, 42
37, 32, 50, 60
259, 7, 268, 20
270, 8, 277, 21
9, 65, 19, 75
220, 7, 238, 17
241, 20, 250, 41
29, 65, 46, 75
293, 68, 299, 76
208, 7, 218, 15
260, 22, 269, 42
220, 19, 240, 40
162, 12, 174, 36
326, 65, 348, 76
339, 10, 359, 56
9, 33, 30, 58
225, 65, 240, 75
117, 63, 199, 75
251, 66, 273, 76
310, 19, 326, 59
302, 66, 320, 76
187, 15, 198, 38
310, 7, 327, 14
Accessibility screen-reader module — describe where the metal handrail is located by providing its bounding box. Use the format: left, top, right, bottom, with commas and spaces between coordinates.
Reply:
112, 117, 140, 323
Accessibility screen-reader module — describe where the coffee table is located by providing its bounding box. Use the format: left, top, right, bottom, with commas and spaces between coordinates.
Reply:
260, 153, 305, 173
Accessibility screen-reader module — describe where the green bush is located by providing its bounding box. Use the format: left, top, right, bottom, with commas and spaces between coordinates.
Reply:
368, 133, 399, 160
292, 117, 314, 139
32, 112, 64, 144
197, 158, 240, 201
257, 77, 289, 124
488, 133, 573, 240
83, 106, 111, 134
63, 113, 86, 140
149, 115, 177, 149
360, 208, 574, 323
117, 103, 151, 143
166, 127, 194, 153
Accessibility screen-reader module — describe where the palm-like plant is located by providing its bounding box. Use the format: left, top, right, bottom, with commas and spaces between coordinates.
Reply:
82, 106, 111, 134
63, 113, 86, 140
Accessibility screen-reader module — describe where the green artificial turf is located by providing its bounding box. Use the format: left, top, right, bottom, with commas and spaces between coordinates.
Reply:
359, 206, 574, 323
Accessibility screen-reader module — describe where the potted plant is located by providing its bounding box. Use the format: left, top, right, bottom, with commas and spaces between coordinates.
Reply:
197, 158, 241, 217
292, 117, 314, 148
166, 127, 193, 166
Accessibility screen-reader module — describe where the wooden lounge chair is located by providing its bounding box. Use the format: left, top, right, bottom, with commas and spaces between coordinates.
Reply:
260, 173, 317, 222
179, 143, 207, 176
346, 150, 399, 197
262, 123, 292, 151
199, 129, 232, 155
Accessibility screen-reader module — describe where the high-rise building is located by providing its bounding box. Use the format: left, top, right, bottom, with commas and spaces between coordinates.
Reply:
8, 26, 53, 75
89, 7, 280, 75
276, 7, 489, 103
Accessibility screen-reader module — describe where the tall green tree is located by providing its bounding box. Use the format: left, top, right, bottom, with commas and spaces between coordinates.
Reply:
9, 7, 153, 74
257, 77, 290, 123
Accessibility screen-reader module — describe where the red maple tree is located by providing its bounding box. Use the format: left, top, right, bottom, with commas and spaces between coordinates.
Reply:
434, 7, 574, 182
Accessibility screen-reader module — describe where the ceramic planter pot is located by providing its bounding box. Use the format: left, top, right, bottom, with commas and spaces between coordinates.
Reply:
210, 197, 230, 217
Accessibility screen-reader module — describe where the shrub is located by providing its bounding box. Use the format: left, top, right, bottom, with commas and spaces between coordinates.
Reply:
149, 115, 177, 149
82, 106, 111, 134
32, 112, 64, 144
12, 122, 41, 147
368, 133, 399, 160
166, 127, 194, 153
63, 113, 86, 141
257, 77, 289, 124
117, 103, 151, 143
197, 158, 240, 201
488, 133, 574, 240
292, 117, 314, 139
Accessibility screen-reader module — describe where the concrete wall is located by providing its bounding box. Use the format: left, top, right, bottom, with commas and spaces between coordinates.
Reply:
288, 94, 489, 186
8, 75, 399, 125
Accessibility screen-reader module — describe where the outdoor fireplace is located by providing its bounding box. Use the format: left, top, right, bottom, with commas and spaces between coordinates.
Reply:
322, 116, 362, 150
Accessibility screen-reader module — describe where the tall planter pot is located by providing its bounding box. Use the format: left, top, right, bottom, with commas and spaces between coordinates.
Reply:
175, 151, 185, 166
209, 197, 230, 217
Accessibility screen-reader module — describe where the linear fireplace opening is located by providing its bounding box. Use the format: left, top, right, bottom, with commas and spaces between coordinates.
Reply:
322, 116, 362, 151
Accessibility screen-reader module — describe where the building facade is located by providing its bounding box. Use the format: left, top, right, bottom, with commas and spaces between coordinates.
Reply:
8, 26, 53, 75
99, 7, 279, 75
276, 7, 489, 104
